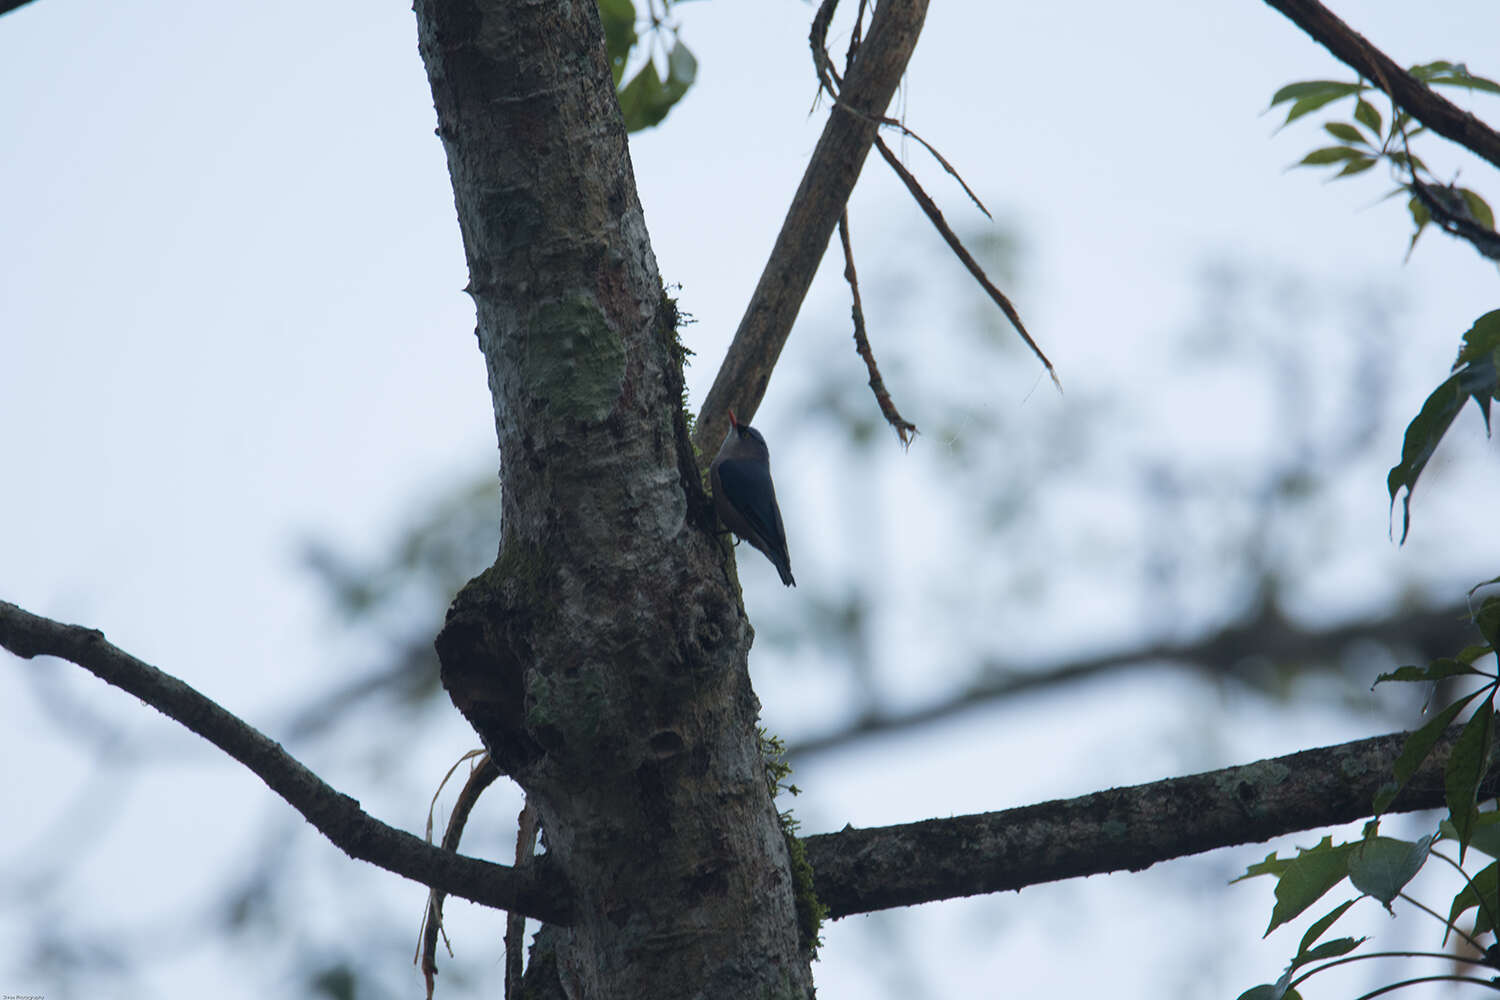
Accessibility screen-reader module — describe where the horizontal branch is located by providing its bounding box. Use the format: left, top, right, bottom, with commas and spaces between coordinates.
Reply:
0, 600, 571, 925
1263, 0, 1500, 172
805, 724, 1490, 918
788, 601, 1469, 758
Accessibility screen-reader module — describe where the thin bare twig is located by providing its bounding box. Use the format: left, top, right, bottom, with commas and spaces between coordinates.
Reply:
420, 753, 503, 998
838, 211, 917, 445
873, 116, 992, 219
692, 0, 931, 454
810, 3, 990, 221
809, 0, 842, 103
0, 600, 569, 924
817, 4, 1048, 385
873, 135, 1059, 385
506, 802, 541, 999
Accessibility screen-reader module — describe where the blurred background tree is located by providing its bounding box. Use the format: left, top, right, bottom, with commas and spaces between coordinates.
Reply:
4, 0, 1499, 997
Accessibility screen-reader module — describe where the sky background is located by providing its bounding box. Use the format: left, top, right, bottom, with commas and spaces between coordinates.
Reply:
4, 0, 1500, 997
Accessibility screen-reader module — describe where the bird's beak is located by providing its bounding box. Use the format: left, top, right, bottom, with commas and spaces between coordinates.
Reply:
727, 409, 739, 430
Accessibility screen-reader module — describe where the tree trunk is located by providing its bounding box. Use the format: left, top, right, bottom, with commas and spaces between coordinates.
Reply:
414, 1, 815, 996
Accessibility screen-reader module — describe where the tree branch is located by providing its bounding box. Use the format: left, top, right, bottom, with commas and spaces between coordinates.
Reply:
837, 210, 918, 445
0, 600, 570, 925
806, 724, 1492, 918
692, 0, 930, 455
789, 600, 1470, 758
871, 134, 1056, 382
1262, 0, 1500, 172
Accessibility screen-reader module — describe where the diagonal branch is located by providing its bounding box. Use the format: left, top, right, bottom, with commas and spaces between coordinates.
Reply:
872, 135, 1057, 382
692, 0, 930, 456
1262, 0, 1500, 172
0, 600, 571, 925
805, 724, 1495, 918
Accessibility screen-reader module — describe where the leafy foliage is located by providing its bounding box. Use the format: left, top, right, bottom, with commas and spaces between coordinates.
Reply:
1269, 61, 1497, 262
1387, 310, 1500, 542
1238, 593, 1500, 997
599, 0, 698, 131
1269, 62, 1500, 542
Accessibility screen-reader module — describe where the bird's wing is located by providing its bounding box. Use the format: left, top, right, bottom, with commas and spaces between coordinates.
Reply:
714, 458, 789, 554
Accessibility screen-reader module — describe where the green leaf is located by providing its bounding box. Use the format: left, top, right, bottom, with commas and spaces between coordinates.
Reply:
597, 0, 638, 86
1447, 698, 1496, 861
1263, 837, 1355, 936
1324, 122, 1368, 145
1354, 98, 1383, 137
1479, 598, 1500, 649
1237, 850, 1294, 882
1424, 62, 1500, 96
1293, 936, 1364, 968
1348, 834, 1435, 906
1374, 690, 1483, 812
1334, 156, 1377, 177
1272, 81, 1363, 126
1269, 80, 1362, 107
618, 62, 669, 131
1458, 188, 1496, 231
616, 43, 696, 131
1237, 985, 1303, 1000
1409, 60, 1457, 83
1376, 658, 1487, 686
1446, 860, 1498, 943
1295, 145, 1365, 167
1456, 309, 1500, 366
1441, 810, 1500, 860
1388, 367, 1486, 543
1405, 194, 1432, 262
1297, 898, 1357, 957
1456, 644, 1499, 669
1284, 92, 1361, 126
1451, 310, 1500, 442
666, 40, 698, 93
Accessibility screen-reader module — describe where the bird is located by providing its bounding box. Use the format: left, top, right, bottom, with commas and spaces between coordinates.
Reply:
709, 410, 796, 587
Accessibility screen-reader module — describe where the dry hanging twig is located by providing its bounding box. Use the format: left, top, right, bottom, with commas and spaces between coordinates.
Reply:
505, 802, 541, 999
838, 211, 918, 445
691, 0, 930, 455
873, 135, 1059, 386
813, 0, 1059, 396
418, 753, 502, 999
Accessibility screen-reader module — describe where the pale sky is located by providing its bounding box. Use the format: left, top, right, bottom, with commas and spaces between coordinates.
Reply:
3, 1, 1500, 997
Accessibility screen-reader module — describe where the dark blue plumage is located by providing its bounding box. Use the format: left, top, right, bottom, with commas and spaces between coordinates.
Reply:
709, 412, 795, 587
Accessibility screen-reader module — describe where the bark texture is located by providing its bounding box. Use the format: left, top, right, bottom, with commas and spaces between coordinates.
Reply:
805, 725, 1500, 917
414, 1, 813, 997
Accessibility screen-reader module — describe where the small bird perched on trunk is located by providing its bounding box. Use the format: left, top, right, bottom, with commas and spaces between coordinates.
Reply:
710, 410, 796, 587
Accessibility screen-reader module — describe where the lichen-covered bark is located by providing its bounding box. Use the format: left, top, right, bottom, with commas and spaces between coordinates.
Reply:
413, 1, 813, 996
